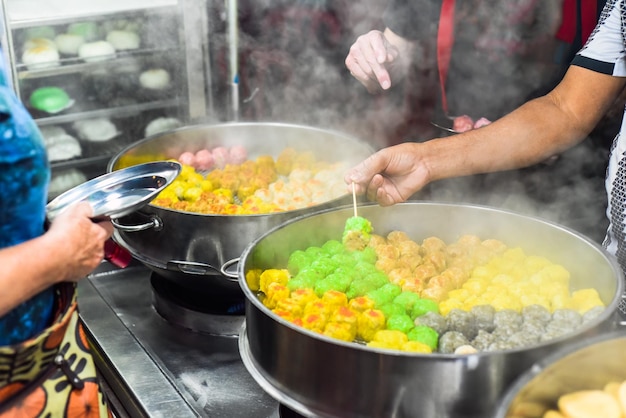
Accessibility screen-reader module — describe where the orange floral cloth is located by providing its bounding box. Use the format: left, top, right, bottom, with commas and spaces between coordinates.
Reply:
0, 283, 111, 417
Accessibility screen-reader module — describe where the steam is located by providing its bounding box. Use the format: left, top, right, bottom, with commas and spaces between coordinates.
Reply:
95, 2, 607, 244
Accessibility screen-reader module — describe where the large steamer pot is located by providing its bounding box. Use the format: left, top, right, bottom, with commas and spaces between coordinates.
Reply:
495, 330, 626, 418
107, 122, 374, 296
237, 202, 624, 418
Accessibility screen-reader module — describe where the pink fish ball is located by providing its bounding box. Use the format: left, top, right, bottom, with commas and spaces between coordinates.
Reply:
212, 146, 229, 168
228, 145, 248, 164
473, 117, 492, 129
178, 151, 196, 166
452, 115, 475, 133
195, 149, 214, 171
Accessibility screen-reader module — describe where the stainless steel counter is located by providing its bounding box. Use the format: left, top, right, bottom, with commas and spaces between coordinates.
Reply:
78, 261, 280, 418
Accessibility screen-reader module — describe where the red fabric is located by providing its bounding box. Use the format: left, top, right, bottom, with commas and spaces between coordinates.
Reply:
437, 0, 455, 115
556, 0, 597, 44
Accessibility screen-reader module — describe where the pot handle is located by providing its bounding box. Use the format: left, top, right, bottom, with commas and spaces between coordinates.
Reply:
167, 260, 221, 276
220, 258, 240, 280
111, 216, 163, 232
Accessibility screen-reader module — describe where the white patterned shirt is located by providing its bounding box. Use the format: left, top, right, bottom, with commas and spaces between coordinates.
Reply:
573, 0, 626, 270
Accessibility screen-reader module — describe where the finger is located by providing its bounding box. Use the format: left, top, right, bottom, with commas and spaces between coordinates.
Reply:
348, 42, 391, 90
346, 150, 390, 186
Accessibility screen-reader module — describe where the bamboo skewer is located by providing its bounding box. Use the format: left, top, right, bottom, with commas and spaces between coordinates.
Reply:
352, 182, 358, 217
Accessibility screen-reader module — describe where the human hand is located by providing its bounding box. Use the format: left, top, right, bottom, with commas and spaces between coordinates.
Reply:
344, 142, 428, 206
46, 201, 114, 282
345, 30, 402, 93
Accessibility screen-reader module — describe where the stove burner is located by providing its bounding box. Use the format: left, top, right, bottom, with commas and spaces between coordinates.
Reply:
150, 273, 245, 336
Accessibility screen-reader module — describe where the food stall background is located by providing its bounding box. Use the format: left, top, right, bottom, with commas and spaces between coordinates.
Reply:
0, 0, 614, 243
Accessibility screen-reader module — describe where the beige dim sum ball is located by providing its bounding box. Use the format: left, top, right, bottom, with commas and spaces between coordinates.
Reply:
78, 41, 116, 62
139, 68, 171, 90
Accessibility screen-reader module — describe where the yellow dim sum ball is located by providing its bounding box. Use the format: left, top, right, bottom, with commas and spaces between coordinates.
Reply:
183, 186, 203, 202
569, 288, 604, 314
368, 330, 408, 350
323, 322, 356, 342
245, 269, 262, 291
402, 340, 432, 353
263, 282, 290, 310
357, 309, 385, 342
259, 269, 290, 294
438, 299, 464, 317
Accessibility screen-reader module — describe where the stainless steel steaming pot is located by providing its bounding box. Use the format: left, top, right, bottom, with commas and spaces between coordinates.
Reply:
237, 202, 624, 418
107, 122, 374, 295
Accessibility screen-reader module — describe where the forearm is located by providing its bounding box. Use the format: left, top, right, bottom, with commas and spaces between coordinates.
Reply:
0, 236, 67, 316
422, 67, 624, 182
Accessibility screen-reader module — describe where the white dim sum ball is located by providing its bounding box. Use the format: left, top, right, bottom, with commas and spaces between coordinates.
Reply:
139, 68, 171, 90
106, 30, 140, 50
54, 33, 85, 55
22, 45, 60, 70
144, 117, 182, 137
73, 118, 118, 142
78, 41, 116, 62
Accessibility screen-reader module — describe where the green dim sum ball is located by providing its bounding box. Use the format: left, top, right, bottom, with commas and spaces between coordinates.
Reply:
292, 269, 324, 289
322, 240, 345, 255
407, 325, 439, 350
362, 272, 389, 289
304, 246, 324, 258
387, 314, 414, 334
379, 303, 406, 318
367, 283, 402, 307
346, 279, 378, 299
411, 298, 439, 319
394, 291, 421, 311
310, 258, 339, 277
287, 250, 311, 275
331, 253, 357, 268
351, 247, 377, 264
352, 262, 378, 280
314, 274, 350, 297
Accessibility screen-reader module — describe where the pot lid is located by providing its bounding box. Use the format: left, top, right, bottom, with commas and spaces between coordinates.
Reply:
46, 161, 181, 221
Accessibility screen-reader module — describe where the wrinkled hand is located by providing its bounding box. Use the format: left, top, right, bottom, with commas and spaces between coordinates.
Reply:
345, 143, 428, 206
345, 30, 402, 93
46, 201, 114, 282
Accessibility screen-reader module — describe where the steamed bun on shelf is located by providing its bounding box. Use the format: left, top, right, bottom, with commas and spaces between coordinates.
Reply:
22, 42, 60, 70
48, 168, 87, 199
73, 118, 118, 142
144, 117, 182, 137
23, 37, 56, 51
54, 33, 85, 55
45, 133, 82, 162
29, 86, 73, 114
106, 30, 140, 50
139, 68, 171, 90
78, 41, 115, 62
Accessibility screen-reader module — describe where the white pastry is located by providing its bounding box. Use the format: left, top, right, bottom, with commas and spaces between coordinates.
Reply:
106, 30, 140, 50
23, 37, 56, 52
73, 118, 118, 142
22, 44, 60, 70
46, 133, 82, 162
48, 169, 87, 199
78, 41, 116, 62
54, 33, 85, 55
139, 68, 170, 90
144, 117, 182, 137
